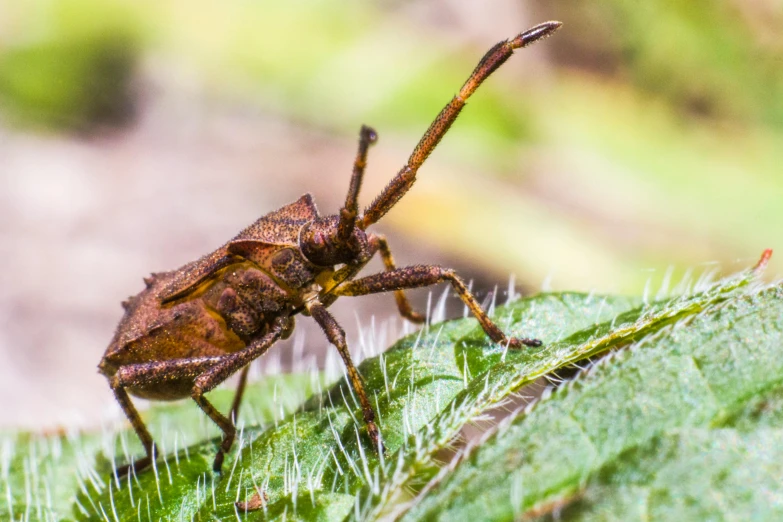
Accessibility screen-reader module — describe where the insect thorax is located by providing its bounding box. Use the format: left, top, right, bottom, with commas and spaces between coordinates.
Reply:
199, 246, 326, 339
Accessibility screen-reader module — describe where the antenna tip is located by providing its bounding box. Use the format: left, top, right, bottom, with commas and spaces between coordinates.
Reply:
360, 124, 378, 144
514, 21, 563, 48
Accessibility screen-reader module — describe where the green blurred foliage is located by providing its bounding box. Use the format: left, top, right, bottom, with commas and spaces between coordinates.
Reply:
0, 0, 143, 131
553, 0, 783, 126
1, 0, 780, 290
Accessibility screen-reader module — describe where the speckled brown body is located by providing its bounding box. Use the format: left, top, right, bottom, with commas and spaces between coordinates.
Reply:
100, 196, 323, 399
101, 21, 560, 477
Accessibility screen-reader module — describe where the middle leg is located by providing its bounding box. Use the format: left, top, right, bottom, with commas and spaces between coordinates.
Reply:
191, 315, 290, 471
333, 265, 541, 348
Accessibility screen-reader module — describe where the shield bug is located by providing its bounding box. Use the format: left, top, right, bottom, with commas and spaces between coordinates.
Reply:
99, 21, 562, 475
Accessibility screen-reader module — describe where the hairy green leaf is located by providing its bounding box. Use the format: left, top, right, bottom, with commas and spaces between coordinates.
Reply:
0, 373, 316, 522
0, 261, 766, 521
355, 266, 758, 521
401, 284, 783, 521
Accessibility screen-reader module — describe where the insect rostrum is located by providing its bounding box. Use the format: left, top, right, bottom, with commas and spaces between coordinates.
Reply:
99, 21, 562, 476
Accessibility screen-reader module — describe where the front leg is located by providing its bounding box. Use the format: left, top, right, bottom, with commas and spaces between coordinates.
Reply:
306, 299, 382, 450
318, 235, 425, 325
333, 265, 541, 348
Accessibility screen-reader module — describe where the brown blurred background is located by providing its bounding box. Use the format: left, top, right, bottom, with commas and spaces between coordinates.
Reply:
1, 0, 781, 430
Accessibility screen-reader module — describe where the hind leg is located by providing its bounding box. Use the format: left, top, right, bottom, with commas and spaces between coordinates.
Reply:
108, 356, 225, 475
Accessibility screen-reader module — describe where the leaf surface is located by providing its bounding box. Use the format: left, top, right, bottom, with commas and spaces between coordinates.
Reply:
401, 284, 783, 521
0, 263, 764, 521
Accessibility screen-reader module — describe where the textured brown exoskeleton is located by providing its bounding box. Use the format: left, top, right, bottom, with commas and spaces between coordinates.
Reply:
99, 21, 561, 476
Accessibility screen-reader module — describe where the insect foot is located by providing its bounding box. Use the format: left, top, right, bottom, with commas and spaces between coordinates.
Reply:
100, 20, 559, 476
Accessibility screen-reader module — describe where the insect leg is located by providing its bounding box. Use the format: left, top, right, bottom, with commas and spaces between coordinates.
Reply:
333, 265, 541, 348
306, 299, 382, 451
360, 21, 561, 228
318, 255, 377, 308
338, 125, 378, 242
228, 365, 250, 427
191, 316, 290, 472
110, 386, 156, 476
368, 234, 425, 323
109, 355, 226, 475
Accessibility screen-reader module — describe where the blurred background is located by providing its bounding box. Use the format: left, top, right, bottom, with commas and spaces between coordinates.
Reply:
1, 0, 781, 429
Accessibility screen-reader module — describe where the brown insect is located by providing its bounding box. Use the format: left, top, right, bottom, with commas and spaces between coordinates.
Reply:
99, 21, 561, 476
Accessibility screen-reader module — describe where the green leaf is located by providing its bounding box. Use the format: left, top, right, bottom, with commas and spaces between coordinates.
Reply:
400, 283, 783, 521
0, 373, 316, 522
74, 290, 646, 521
558, 428, 783, 521
0, 260, 766, 521
353, 266, 757, 521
